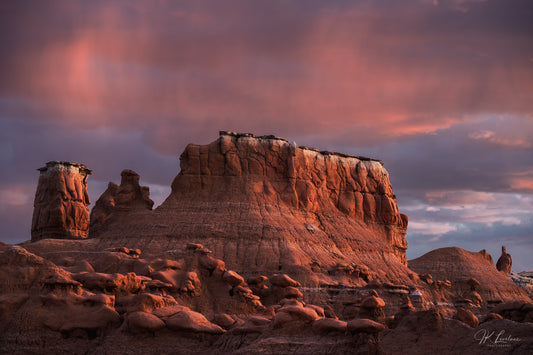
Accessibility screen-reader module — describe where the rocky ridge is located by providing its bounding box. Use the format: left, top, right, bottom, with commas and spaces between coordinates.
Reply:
7, 132, 531, 354
1, 243, 532, 354
408, 247, 530, 306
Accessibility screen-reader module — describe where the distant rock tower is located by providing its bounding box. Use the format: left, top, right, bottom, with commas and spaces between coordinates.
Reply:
496, 245, 512, 275
31, 161, 92, 241
89, 169, 153, 237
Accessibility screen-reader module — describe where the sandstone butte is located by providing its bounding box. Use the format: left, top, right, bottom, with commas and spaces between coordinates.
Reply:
89, 131, 410, 284
1, 131, 532, 354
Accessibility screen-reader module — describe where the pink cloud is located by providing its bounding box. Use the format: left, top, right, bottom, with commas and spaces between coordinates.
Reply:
2, 1, 532, 154
510, 178, 533, 192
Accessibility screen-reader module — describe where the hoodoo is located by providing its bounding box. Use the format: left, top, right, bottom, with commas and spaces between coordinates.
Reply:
89, 169, 154, 237
31, 161, 92, 241
496, 245, 512, 275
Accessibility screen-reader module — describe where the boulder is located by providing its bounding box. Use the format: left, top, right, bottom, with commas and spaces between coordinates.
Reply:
273, 305, 320, 327
347, 318, 386, 333
43, 273, 82, 293
166, 310, 225, 334
247, 275, 268, 285
41, 303, 121, 337
284, 286, 303, 299
145, 280, 174, 292
246, 315, 271, 326
212, 313, 236, 329
359, 291, 386, 322
73, 272, 143, 294
199, 255, 225, 272
152, 305, 190, 319
269, 274, 300, 288
279, 298, 304, 307
186, 243, 204, 250
305, 304, 325, 317
312, 318, 347, 334
125, 311, 166, 333
453, 307, 479, 328
361, 293, 386, 309
223, 270, 245, 287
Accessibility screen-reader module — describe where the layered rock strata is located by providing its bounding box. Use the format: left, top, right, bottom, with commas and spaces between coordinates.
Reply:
31, 161, 92, 241
90, 132, 411, 293
168, 131, 408, 262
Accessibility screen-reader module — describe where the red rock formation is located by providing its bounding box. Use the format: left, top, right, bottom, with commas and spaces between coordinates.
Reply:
90, 132, 412, 295
9, 133, 533, 353
31, 161, 92, 241
408, 247, 530, 304
496, 245, 512, 275
0, 243, 404, 354
167, 131, 408, 262
90, 169, 153, 237
3, 241, 532, 353
453, 307, 479, 328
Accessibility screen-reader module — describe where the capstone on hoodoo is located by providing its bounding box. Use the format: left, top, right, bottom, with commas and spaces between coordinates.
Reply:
31, 161, 92, 241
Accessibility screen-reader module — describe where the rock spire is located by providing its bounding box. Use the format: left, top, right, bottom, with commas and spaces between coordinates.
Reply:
496, 245, 512, 275
31, 161, 92, 241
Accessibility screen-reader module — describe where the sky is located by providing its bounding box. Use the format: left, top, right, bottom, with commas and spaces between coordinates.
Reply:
1, 0, 532, 271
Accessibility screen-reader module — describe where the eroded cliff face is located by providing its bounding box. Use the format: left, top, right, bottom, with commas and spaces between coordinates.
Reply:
89, 132, 412, 294
168, 132, 408, 263
31, 161, 92, 241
